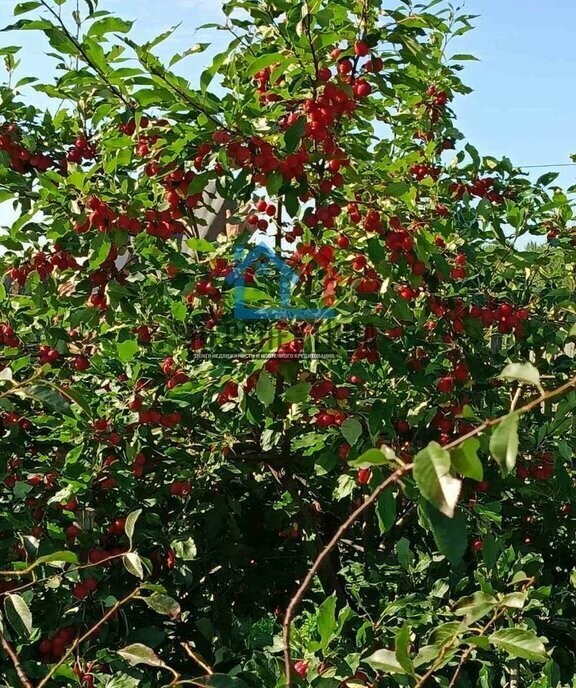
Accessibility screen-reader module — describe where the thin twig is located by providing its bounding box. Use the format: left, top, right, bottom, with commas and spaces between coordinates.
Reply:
283, 462, 413, 686
36, 587, 142, 688
180, 642, 214, 675
445, 578, 536, 688
0, 633, 33, 688
39, 0, 132, 108
283, 375, 576, 686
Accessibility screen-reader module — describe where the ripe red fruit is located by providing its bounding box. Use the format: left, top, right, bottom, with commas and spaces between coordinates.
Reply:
72, 583, 88, 600
471, 539, 483, 552
357, 468, 372, 485
334, 387, 350, 400
74, 355, 90, 371
84, 577, 98, 592
294, 661, 309, 678
317, 67, 332, 82
395, 420, 410, 434
39, 639, 53, 655
66, 525, 82, 540
336, 234, 350, 249
438, 375, 454, 394
453, 362, 469, 383
338, 59, 353, 75
339, 443, 351, 459
354, 40, 370, 57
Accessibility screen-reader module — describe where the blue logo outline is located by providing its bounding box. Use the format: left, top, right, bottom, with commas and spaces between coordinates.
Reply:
226, 243, 335, 321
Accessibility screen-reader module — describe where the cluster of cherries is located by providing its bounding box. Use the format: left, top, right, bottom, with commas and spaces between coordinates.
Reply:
421, 84, 450, 124
428, 297, 529, 336
9, 248, 78, 287
410, 162, 441, 182
0, 323, 19, 348
450, 177, 504, 204
0, 123, 53, 173
516, 451, 555, 481
247, 199, 278, 231
161, 356, 190, 389
38, 627, 77, 664
66, 135, 97, 164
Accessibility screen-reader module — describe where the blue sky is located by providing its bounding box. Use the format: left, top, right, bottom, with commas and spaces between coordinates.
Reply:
1, 0, 575, 185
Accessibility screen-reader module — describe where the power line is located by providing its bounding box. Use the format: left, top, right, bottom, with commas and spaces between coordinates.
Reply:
519, 163, 576, 169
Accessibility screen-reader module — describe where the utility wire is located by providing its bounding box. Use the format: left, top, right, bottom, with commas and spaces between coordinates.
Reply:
519, 163, 576, 169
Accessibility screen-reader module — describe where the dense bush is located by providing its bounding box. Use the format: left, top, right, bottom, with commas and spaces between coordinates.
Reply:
0, 0, 575, 686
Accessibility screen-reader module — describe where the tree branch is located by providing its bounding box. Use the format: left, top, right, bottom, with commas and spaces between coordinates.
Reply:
36, 586, 142, 688
0, 633, 33, 688
283, 462, 413, 686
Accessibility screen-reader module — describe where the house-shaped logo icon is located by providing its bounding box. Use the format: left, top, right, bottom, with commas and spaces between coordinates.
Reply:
226, 243, 335, 320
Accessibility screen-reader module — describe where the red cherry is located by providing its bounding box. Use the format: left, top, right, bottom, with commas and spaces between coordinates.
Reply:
84, 577, 98, 593
354, 40, 370, 57
72, 583, 88, 600
438, 375, 454, 394
74, 355, 90, 371
39, 639, 53, 655
339, 443, 351, 459
471, 539, 483, 552
66, 525, 82, 540
357, 468, 372, 485
294, 661, 309, 678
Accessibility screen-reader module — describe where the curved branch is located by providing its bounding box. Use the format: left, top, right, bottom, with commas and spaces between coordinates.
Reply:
282, 462, 413, 686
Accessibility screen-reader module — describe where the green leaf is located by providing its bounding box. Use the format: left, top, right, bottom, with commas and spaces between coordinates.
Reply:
256, 371, 275, 406
117, 338, 139, 363
89, 236, 111, 270
87, 17, 134, 38
317, 595, 336, 649
376, 488, 396, 534
413, 442, 462, 517
499, 362, 541, 387
364, 648, 406, 674
14, 2, 41, 15
382, 182, 410, 197
395, 624, 414, 675
348, 446, 397, 469
34, 551, 78, 567
4, 593, 32, 637
186, 238, 215, 252
284, 382, 311, 403
123, 552, 144, 579
172, 538, 197, 561
340, 417, 362, 446
488, 628, 550, 662
420, 501, 467, 566
23, 384, 71, 415
144, 592, 181, 620
489, 412, 520, 476
125, 509, 142, 548
455, 592, 498, 624
118, 643, 166, 668
284, 117, 306, 153
247, 53, 283, 77
451, 437, 483, 481
500, 592, 526, 609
